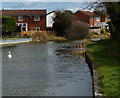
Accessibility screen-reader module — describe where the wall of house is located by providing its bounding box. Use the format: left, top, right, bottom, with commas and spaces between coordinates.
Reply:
74, 11, 101, 27
90, 17, 100, 27
47, 12, 55, 27
14, 15, 46, 31
74, 11, 90, 25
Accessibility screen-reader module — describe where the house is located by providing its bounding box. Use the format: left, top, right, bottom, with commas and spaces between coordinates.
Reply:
46, 11, 55, 30
74, 11, 102, 27
2, 9, 46, 31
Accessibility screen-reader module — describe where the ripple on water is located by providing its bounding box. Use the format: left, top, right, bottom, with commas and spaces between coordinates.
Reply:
2, 41, 93, 96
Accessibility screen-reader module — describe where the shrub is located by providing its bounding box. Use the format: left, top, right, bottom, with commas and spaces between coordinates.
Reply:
2, 16, 16, 34
66, 21, 89, 39
100, 29, 106, 34
53, 10, 74, 36
23, 34, 30, 38
31, 31, 67, 42
15, 26, 21, 32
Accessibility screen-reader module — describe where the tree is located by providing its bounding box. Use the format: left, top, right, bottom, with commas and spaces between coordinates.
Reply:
53, 10, 74, 36
103, 2, 120, 40
66, 21, 89, 39
2, 16, 16, 35
86, 2, 120, 41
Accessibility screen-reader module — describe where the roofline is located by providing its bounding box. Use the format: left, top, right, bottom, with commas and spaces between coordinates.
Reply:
47, 11, 55, 15
2, 15, 46, 16
74, 10, 96, 17
2, 9, 46, 11
1, 9, 47, 16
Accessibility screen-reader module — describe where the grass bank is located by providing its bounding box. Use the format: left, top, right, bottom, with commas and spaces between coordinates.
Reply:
87, 39, 120, 96
0, 37, 25, 40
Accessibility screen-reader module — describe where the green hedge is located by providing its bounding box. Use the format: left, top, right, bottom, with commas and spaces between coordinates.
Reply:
2, 16, 16, 33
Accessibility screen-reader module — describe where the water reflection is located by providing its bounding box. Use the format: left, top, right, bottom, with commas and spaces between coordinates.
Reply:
2, 41, 93, 96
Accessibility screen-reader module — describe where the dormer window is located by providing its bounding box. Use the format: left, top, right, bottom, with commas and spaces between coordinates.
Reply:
18, 16, 23, 21
34, 16, 40, 21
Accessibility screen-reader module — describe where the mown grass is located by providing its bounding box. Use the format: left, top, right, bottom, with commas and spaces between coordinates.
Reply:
87, 39, 120, 96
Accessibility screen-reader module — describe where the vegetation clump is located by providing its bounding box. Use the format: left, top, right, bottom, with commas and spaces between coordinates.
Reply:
2, 16, 16, 35
53, 10, 89, 39
66, 21, 89, 39
31, 31, 67, 42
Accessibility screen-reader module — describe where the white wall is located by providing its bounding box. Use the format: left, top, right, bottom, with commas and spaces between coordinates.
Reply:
47, 12, 55, 27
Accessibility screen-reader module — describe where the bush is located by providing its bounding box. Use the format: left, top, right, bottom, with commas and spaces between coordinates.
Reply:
15, 26, 21, 32
66, 21, 89, 39
100, 29, 106, 34
31, 31, 67, 42
23, 34, 30, 38
2, 16, 16, 34
53, 10, 74, 36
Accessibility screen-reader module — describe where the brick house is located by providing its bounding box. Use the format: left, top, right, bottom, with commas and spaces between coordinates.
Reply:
74, 11, 102, 27
2, 9, 46, 31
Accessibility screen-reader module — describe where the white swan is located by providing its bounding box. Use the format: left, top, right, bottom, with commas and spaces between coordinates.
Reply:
8, 51, 12, 58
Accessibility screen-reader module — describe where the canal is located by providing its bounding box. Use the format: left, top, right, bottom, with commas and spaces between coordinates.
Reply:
2, 41, 93, 96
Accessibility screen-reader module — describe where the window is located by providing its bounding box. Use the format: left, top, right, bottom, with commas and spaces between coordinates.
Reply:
23, 23, 26, 26
96, 17, 100, 21
34, 16, 40, 21
19, 23, 22, 26
90, 17, 94, 21
36, 27, 40, 31
18, 16, 23, 21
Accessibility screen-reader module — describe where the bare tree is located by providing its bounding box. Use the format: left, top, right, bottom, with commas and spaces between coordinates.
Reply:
84, 1, 120, 41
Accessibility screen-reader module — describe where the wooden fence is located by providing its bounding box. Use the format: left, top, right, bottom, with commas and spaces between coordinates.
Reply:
21, 31, 56, 36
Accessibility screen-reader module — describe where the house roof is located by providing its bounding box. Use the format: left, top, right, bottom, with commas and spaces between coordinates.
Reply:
47, 11, 55, 15
1, 9, 46, 16
75, 11, 96, 17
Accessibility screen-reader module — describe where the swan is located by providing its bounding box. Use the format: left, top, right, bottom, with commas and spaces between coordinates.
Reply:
8, 51, 12, 58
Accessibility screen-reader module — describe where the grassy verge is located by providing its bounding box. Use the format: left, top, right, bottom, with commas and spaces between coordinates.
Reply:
0, 37, 26, 40
87, 39, 120, 96
90, 33, 110, 39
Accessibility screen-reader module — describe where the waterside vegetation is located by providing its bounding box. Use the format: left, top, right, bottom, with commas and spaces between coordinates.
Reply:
87, 39, 120, 96
31, 31, 67, 42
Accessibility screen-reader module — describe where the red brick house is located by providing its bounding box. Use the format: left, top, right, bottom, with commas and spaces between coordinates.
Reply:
74, 11, 101, 27
2, 9, 46, 31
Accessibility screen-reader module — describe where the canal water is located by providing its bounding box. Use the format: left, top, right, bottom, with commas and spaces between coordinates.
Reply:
2, 41, 93, 96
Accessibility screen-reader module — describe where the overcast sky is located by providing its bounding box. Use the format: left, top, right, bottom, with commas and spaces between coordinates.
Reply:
2, 2, 93, 13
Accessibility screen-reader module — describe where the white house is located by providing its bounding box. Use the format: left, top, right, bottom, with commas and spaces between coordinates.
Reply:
47, 11, 55, 28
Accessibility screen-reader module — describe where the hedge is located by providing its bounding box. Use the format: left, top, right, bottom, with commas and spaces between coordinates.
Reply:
2, 16, 16, 33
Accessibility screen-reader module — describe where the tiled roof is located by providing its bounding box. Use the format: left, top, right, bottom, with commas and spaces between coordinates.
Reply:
81, 11, 95, 16
1, 9, 46, 16
75, 11, 96, 17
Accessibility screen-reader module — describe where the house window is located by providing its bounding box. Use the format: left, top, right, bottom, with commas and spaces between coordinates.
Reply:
18, 23, 22, 26
96, 17, 100, 21
36, 27, 40, 31
90, 16, 94, 21
23, 23, 26, 26
18, 16, 23, 21
34, 16, 40, 21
